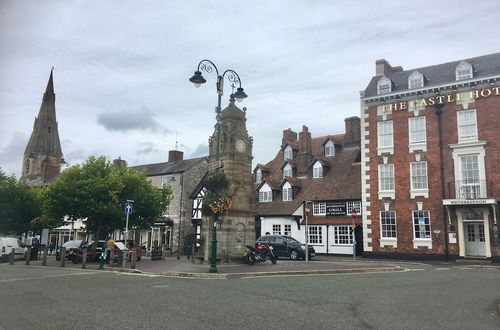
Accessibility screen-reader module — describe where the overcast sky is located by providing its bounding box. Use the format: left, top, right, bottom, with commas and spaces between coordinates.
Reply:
1, 0, 500, 178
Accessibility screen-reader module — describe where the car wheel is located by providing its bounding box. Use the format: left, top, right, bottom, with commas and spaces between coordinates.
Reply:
289, 250, 299, 260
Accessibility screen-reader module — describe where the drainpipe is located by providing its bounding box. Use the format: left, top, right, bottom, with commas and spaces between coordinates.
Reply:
436, 103, 450, 260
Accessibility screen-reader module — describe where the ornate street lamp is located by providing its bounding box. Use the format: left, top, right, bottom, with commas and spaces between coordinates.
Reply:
189, 59, 248, 273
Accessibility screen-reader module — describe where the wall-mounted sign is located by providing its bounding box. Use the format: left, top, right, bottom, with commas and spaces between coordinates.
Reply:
326, 203, 347, 216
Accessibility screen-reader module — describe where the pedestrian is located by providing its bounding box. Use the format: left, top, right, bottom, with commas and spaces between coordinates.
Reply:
106, 236, 115, 264
48, 242, 55, 255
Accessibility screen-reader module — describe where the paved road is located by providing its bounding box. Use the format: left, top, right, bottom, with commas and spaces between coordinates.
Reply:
1, 262, 499, 329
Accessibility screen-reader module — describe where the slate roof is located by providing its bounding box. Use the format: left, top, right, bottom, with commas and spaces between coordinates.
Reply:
255, 133, 361, 217
131, 157, 207, 176
363, 52, 500, 98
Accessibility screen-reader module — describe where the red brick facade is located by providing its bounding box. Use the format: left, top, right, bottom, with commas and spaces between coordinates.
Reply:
361, 53, 500, 261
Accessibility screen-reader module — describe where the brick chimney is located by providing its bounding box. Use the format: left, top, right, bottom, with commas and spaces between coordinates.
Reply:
282, 128, 297, 146
113, 156, 126, 167
376, 59, 403, 76
296, 125, 313, 177
168, 150, 183, 162
344, 117, 360, 147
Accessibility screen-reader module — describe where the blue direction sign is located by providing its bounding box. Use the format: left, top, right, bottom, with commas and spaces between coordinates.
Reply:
125, 203, 133, 214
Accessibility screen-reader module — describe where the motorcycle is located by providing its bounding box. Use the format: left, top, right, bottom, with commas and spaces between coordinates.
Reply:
244, 243, 277, 265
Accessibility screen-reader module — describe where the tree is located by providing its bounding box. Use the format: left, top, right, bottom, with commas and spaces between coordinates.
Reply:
0, 168, 42, 235
43, 156, 172, 241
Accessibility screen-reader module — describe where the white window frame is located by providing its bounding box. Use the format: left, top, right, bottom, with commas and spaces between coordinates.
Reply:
258, 184, 272, 203
459, 154, 482, 198
272, 224, 281, 236
313, 161, 323, 179
325, 140, 335, 157
378, 164, 395, 199
377, 76, 392, 95
455, 61, 473, 81
284, 145, 293, 160
408, 71, 424, 89
162, 204, 170, 217
457, 109, 478, 142
283, 164, 292, 178
450, 141, 487, 200
308, 226, 323, 244
413, 210, 431, 240
282, 182, 292, 202
346, 201, 362, 215
284, 224, 291, 236
410, 161, 429, 198
162, 175, 175, 186
377, 120, 393, 155
380, 211, 397, 239
408, 116, 426, 145
333, 226, 353, 245
255, 169, 262, 183
313, 202, 326, 216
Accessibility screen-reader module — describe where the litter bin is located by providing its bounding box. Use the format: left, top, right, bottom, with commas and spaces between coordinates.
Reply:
151, 247, 162, 261
30, 243, 40, 260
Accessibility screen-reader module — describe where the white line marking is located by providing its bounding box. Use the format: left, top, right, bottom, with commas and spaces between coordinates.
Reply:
435, 268, 451, 271
0, 271, 98, 283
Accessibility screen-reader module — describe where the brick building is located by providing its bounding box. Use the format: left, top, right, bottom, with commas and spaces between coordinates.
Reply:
360, 53, 500, 261
254, 118, 362, 256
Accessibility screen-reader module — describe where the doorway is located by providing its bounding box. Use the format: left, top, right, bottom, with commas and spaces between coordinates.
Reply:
464, 222, 486, 257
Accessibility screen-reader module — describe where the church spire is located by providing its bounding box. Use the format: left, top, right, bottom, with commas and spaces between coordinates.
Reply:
21, 69, 64, 183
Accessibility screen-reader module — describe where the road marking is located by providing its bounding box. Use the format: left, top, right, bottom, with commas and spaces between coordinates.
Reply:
435, 268, 451, 271
459, 267, 473, 270
0, 271, 98, 283
406, 268, 426, 272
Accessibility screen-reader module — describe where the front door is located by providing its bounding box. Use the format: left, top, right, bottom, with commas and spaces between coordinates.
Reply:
464, 222, 486, 257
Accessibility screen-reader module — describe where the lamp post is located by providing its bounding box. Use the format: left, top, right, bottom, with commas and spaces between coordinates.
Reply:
304, 201, 313, 262
189, 59, 248, 273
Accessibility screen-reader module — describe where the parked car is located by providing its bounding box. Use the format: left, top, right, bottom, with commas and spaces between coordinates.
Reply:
256, 235, 315, 260
0, 237, 27, 262
87, 240, 106, 262
55, 240, 87, 261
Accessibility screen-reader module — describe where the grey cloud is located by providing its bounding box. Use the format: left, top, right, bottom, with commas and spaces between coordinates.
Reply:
0, 131, 28, 178
189, 144, 208, 158
136, 142, 160, 155
97, 106, 169, 133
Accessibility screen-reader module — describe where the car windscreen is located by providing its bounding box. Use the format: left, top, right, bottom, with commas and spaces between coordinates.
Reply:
62, 240, 83, 248
286, 237, 301, 244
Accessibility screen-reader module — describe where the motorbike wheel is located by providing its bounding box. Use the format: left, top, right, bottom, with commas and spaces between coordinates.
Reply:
246, 254, 255, 265
271, 255, 277, 264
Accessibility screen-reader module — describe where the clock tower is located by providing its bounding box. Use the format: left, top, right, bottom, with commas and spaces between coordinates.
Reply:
203, 96, 255, 262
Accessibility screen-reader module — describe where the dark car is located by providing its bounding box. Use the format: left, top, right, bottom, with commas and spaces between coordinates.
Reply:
85, 240, 106, 262
256, 235, 315, 260
55, 240, 87, 261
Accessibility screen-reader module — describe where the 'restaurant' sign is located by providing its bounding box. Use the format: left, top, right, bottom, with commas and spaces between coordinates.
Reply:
326, 203, 347, 216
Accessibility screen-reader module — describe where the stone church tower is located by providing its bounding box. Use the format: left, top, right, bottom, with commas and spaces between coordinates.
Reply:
203, 97, 255, 262
21, 69, 64, 185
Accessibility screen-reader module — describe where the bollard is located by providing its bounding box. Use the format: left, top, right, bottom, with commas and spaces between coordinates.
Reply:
82, 250, 87, 269
61, 247, 66, 267
25, 247, 31, 265
122, 249, 128, 268
191, 243, 196, 263
42, 246, 48, 266
162, 245, 166, 260
10, 248, 15, 264
98, 251, 105, 270
131, 249, 136, 269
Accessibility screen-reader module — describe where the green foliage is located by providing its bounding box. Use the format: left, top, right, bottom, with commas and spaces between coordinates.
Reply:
43, 156, 172, 237
202, 172, 232, 217
0, 169, 42, 235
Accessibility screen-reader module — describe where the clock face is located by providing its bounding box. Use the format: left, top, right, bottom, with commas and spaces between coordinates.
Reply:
236, 140, 246, 152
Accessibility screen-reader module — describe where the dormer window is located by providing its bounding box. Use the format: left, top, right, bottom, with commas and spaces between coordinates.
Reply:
259, 183, 272, 202
408, 71, 424, 89
255, 169, 262, 183
377, 76, 392, 95
283, 164, 292, 178
284, 145, 293, 160
282, 182, 292, 201
456, 61, 473, 80
325, 140, 335, 157
313, 161, 323, 179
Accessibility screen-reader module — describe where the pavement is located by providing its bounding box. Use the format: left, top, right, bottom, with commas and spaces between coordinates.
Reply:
6, 253, 498, 279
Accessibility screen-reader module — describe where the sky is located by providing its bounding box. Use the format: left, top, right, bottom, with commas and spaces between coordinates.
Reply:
1, 0, 500, 178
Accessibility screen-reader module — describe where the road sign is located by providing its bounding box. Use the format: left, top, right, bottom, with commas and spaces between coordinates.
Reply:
351, 224, 357, 229
125, 203, 133, 214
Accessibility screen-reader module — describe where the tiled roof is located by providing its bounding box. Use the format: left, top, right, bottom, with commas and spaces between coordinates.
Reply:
255, 132, 361, 216
363, 52, 500, 97
131, 157, 207, 176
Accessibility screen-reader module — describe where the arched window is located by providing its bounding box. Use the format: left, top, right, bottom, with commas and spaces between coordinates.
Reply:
282, 182, 292, 201
255, 169, 262, 183
408, 71, 424, 89
325, 140, 335, 157
313, 161, 323, 179
259, 183, 272, 202
284, 145, 293, 160
377, 76, 392, 95
283, 164, 292, 178
455, 61, 473, 80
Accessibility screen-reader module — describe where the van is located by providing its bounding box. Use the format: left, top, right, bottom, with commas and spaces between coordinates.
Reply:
0, 237, 27, 262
